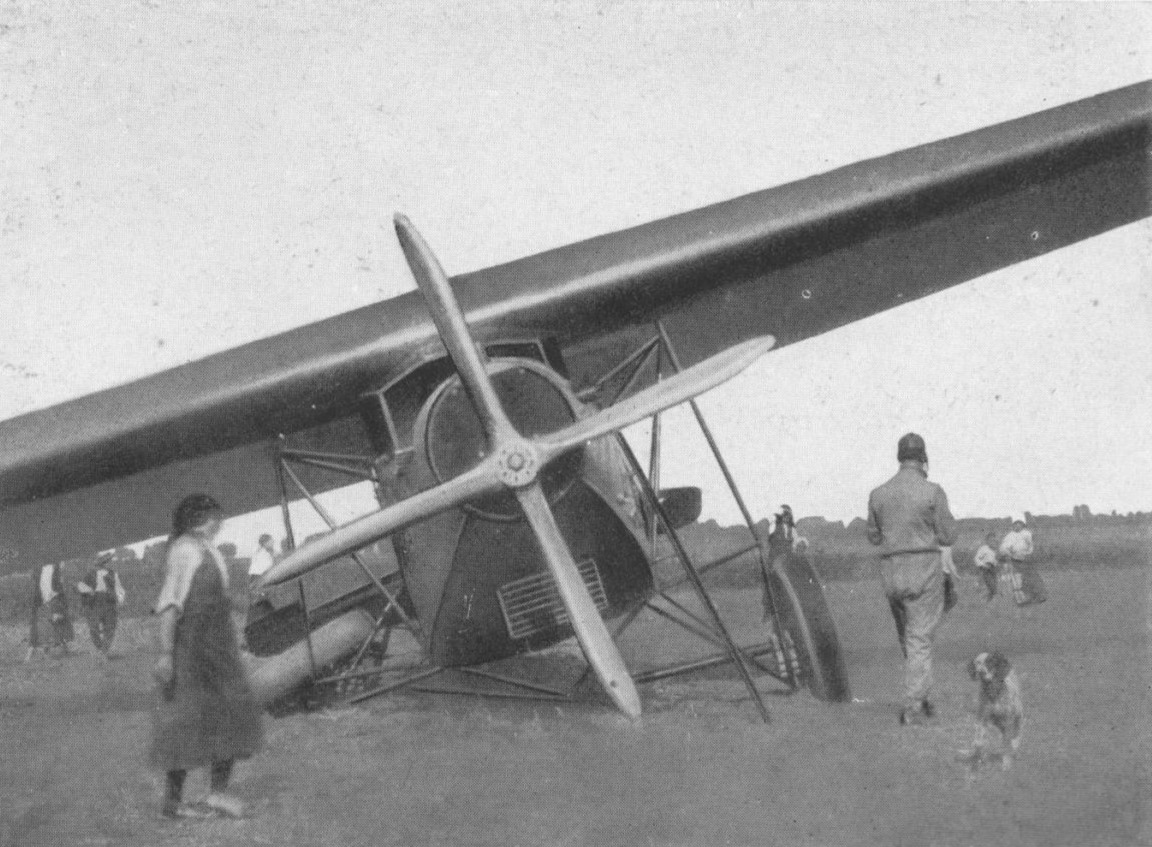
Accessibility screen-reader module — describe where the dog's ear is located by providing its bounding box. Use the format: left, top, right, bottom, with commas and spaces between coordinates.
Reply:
986, 652, 1011, 681
969, 652, 988, 680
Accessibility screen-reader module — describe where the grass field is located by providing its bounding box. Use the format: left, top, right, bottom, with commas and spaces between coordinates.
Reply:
0, 560, 1147, 847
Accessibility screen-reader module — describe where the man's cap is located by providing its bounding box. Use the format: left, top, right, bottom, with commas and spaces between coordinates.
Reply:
897, 432, 928, 463
258, 533, 273, 544
96, 551, 114, 564
1011, 513, 1027, 525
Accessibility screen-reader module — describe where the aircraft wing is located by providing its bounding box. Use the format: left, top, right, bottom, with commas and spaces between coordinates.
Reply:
0, 81, 1148, 569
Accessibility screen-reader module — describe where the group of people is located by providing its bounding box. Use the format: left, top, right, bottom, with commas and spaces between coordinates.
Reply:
973, 521, 1047, 606
27, 529, 281, 663
867, 432, 1045, 726
26, 553, 127, 661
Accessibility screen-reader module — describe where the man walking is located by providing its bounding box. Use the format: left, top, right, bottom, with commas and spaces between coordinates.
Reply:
77, 552, 127, 655
867, 433, 957, 725
33, 561, 74, 657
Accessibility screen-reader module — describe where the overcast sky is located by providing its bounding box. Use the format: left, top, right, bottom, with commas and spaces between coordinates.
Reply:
2, 1, 1149, 551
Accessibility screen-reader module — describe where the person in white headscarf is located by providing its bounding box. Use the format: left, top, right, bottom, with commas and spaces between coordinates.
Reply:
998, 513, 1047, 605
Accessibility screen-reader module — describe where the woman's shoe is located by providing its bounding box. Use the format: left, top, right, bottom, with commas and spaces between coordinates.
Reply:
203, 792, 247, 819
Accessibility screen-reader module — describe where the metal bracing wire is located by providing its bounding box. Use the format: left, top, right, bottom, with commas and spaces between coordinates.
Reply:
576, 335, 661, 404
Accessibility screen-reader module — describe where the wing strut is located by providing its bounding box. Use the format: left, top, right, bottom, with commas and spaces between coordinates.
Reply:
603, 322, 850, 706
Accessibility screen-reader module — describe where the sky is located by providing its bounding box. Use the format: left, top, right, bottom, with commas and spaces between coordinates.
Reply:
1, 1, 1150, 553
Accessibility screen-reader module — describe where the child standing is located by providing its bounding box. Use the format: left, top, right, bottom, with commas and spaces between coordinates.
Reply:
973, 531, 999, 600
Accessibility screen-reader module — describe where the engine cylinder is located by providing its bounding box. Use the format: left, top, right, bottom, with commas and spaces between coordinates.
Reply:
248, 609, 376, 707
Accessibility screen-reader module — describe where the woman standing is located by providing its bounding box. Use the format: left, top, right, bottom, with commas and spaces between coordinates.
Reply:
998, 513, 1047, 606
150, 494, 263, 819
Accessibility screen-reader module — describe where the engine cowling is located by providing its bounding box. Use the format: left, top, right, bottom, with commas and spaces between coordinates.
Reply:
390, 358, 655, 667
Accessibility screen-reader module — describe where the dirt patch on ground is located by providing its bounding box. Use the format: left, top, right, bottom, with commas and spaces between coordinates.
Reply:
0, 566, 1147, 847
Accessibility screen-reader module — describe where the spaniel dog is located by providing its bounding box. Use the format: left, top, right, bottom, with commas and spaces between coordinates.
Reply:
960, 650, 1023, 771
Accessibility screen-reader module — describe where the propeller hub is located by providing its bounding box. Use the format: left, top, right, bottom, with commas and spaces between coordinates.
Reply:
418, 358, 584, 521
495, 441, 539, 487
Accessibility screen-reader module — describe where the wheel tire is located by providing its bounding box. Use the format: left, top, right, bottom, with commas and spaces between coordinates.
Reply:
766, 551, 850, 702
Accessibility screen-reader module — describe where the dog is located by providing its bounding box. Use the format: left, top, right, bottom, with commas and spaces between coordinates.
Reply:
959, 650, 1023, 771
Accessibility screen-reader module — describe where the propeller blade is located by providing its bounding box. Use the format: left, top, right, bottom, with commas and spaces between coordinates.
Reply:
260, 460, 500, 587
394, 214, 517, 443
540, 335, 775, 459
515, 483, 641, 719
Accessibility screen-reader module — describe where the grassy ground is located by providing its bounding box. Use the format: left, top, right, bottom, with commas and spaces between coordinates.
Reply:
0, 562, 1147, 847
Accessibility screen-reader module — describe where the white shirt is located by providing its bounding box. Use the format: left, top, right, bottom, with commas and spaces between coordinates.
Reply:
84, 566, 127, 604
940, 545, 959, 576
94, 566, 113, 594
999, 529, 1033, 562
39, 565, 58, 604
973, 544, 997, 570
248, 546, 275, 578
155, 536, 229, 614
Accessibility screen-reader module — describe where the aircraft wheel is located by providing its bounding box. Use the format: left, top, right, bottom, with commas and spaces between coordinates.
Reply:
766, 551, 850, 702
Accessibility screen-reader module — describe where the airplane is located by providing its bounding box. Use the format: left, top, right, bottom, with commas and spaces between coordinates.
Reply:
0, 80, 1147, 721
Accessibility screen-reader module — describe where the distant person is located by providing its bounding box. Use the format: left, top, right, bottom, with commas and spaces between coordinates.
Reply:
29, 561, 74, 658
771, 504, 808, 554
999, 513, 1047, 606
77, 552, 127, 656
247, 534, 276, 589
25, 566, 41, 662
867, 432, 957, 726
973, 531, 1000, 600
150, 494, 263, 819
763, 504, 808, 623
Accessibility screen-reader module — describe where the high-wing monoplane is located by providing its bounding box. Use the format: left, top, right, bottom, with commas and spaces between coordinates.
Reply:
1, 82, 1148, 720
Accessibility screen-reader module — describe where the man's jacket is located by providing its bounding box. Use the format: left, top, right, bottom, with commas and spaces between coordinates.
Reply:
867, 462, 957, 557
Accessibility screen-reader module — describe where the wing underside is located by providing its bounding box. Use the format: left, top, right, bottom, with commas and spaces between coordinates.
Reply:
0, 82, 1148, 567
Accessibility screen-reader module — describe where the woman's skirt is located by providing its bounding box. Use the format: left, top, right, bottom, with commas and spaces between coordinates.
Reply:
150, 579, 263, 771
1007, 560, 1047, 606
